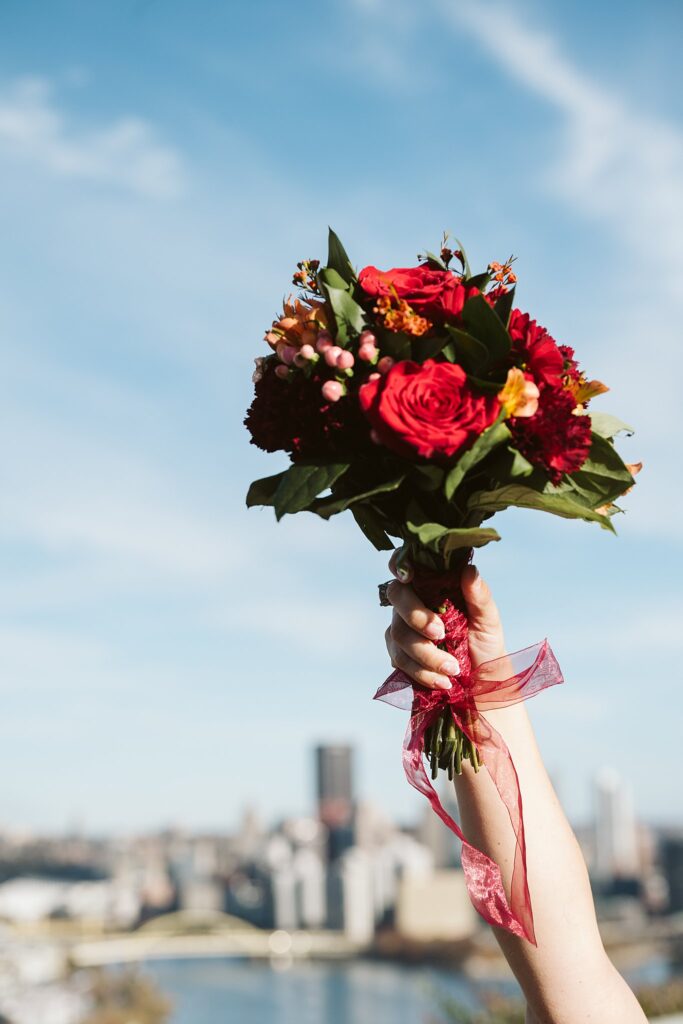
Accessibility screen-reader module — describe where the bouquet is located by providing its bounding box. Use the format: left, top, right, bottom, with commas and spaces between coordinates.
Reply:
244, 230, 638, 941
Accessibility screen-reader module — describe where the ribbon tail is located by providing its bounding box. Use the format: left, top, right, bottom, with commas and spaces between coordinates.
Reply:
402, 705, 536, 944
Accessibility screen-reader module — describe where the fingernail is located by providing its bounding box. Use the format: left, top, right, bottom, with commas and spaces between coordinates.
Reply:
439, 657, 460, 676
436, 677, 452, 690
426, 621, 445, 641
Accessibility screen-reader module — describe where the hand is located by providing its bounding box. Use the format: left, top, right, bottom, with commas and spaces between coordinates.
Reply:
383, 552, 506, 689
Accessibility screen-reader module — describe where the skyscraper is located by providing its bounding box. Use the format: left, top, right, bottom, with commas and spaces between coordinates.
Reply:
594, 767, 639, 880
316, 745, 353, 825
315, 744, 354, 863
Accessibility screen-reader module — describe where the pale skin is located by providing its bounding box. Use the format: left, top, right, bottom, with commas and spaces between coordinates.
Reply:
384, 556, 647, 1024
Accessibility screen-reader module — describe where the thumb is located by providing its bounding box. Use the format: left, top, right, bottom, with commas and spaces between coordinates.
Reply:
461, 564, 503, 637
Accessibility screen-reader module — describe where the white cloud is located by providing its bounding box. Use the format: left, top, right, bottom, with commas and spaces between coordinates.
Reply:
0, 406, 239, 581
441, 2, 683, 298
0, 77, 184, 199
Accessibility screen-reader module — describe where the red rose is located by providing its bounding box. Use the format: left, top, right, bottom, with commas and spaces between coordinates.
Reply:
359, 359, 500, 461
509, 387, 592, 483
358, 264, 479, 323
508, 309, 564, 388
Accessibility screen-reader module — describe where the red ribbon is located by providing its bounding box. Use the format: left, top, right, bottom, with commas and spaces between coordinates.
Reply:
374, 639, 563, 945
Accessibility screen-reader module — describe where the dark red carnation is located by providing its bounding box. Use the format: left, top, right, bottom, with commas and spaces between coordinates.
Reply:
359, 359, 499, 461
508, 309, 564, 388
245, 360, 370, 459
509, 387, 591, 483
358, 264, 480, 324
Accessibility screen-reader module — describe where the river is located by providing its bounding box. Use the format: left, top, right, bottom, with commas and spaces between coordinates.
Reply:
144, 958, 481, 1024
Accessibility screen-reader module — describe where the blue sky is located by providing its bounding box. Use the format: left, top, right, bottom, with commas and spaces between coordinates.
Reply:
0, 0, 680, 834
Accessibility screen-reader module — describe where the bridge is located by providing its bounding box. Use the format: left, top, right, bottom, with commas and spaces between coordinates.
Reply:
68, 910, 363, 966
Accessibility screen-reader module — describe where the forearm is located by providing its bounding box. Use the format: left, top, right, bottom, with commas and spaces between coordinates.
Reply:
454, 703, 646, 1024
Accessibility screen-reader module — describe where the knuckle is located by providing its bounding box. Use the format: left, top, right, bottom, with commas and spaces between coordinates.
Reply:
390, 648, 406, 671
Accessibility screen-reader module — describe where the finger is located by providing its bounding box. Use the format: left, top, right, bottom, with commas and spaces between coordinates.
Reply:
388, 549, 413, 584
386, 632, 452, 690
391, 615, 460, 677
461, 564, 502, 633
385, 580, 445, 642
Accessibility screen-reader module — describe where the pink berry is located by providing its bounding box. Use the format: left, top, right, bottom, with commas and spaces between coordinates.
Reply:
279, 345, 296, 366
368, 372, 381, 381
322, 380, 344, 402
359, 330, 376, 346
299, 344, 316, 360
358, 343, 378, 363
378, 356, 394, 375
324, 346, 342, 367
336, 350, 355, 370
370, 429, 382, 444
316, 331, 333, 353
293, 353, 308, 368
275, 365, 290, 380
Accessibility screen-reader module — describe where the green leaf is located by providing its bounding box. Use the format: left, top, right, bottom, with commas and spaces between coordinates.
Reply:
406, 520, 501, 552
246, 471, 287, 508
423, 250, 448, 270
552, 433, 634, 509
378, 330, 412, 361
453, 237, 471, 278
273, 462, 350, 520
461, 294, 511, 366
586, 411, 635, 440
466, 374, 506, 393
444, 414, 511, 500
444, 326, 489, 373
318, 268, 367, 343
464, 272, 491, 291
467, 484, 615, 532
410, 464, 445, 491
351, 503, 395, 550
494, 286, 515, 328
326, 228, 356, 285
411, 333, 451, 362
310, 475, 406, 520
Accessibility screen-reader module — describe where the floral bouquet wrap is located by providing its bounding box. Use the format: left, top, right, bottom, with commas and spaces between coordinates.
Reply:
244, 230, 638, 942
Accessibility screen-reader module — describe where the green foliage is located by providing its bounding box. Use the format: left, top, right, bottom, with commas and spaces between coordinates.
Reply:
467, 483, 616, 531
272, 462, 350, 519
422, 250, 449, 270
587, 411, 635, 440
351, 503, 395, 550
465, 271, 492, 291
461, 294, 511, 367
494, 285, 515, 328
554, 433, 634, 509
411, 332, 453, 362
318, 267, 367, 343
326, 227, 357, 284
443, 326, 490, 374
453, 236, 471, 278
246, 471, 287, 508
444, 414, 511, 500
378, 328, 413, 361
310, 474, 406, 519
405, 497, 501, 567
411, 464, 446, 492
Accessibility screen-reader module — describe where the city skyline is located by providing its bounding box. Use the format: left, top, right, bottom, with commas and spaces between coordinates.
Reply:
0, 0, 681, 833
